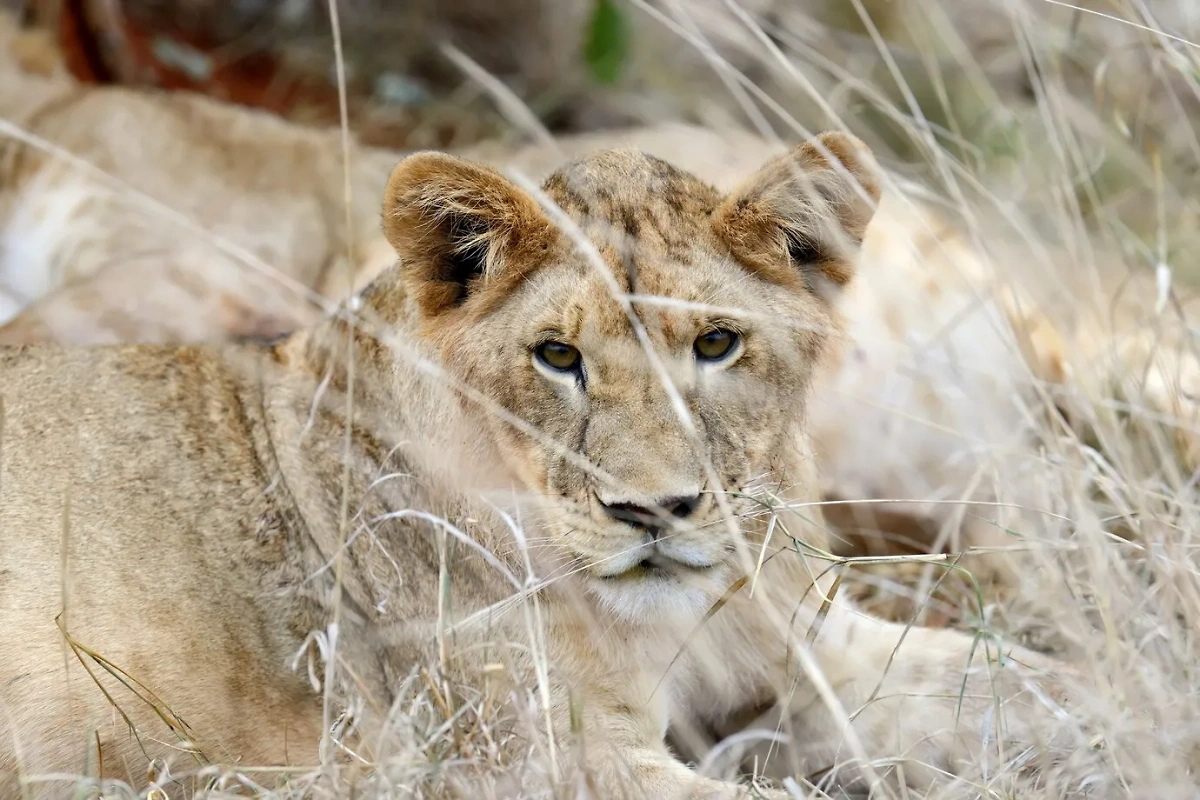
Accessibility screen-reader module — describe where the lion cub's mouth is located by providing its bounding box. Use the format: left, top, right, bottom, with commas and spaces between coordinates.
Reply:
600, 552, 716, 581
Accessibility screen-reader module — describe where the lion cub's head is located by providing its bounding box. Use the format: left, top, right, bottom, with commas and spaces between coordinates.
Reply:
380, 132, 881, 621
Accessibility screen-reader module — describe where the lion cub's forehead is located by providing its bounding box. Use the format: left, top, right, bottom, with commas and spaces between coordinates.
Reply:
541, 149, 722, 255
536, 149, 745, 341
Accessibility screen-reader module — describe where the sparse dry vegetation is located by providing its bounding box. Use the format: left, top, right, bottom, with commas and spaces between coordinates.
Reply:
2, 0, 1200, 798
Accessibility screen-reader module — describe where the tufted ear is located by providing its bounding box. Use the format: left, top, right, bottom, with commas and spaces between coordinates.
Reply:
382, 152, 555, 319
712, 131, 882, 301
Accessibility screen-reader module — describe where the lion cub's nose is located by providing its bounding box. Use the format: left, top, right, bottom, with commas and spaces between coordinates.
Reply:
599, 494, 702, 536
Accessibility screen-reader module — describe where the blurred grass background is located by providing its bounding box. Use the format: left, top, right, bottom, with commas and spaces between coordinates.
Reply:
11, 0, 1198, 283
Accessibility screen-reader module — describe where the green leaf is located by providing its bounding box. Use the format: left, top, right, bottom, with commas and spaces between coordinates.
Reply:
584, 0, 629, 85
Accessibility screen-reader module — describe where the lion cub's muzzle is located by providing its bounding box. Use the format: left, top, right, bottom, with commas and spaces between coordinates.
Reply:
598, 493, 702, 533
590, 490, 726, 578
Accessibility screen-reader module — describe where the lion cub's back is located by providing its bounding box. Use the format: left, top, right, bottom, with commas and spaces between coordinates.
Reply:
0, 345, 322, 793
1, 344, 239, 490
0, 343, 250, 613
0, 343, 269, 573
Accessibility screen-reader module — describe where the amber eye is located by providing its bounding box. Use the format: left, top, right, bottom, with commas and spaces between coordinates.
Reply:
535, 341, 582, 372
694, 329, 739, 362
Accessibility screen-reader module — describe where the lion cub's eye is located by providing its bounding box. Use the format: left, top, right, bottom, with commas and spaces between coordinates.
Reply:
694, 329, 740, 362
535, 341, 582, 372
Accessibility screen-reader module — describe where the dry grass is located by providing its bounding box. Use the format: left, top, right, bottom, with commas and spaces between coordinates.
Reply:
5, 0, 1200, 798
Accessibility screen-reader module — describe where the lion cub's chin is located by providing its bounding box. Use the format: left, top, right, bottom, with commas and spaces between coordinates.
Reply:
586, 559, 733, 624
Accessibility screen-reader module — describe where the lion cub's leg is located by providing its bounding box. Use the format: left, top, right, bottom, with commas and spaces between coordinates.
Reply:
681, 554, 1094, 795
544, 616, 789, 800
574, 735, 784, 800
777, 605, 1081, 791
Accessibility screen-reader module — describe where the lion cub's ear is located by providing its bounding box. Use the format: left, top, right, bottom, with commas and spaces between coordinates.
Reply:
382, 152, 555, 318
713, 131, 882, 300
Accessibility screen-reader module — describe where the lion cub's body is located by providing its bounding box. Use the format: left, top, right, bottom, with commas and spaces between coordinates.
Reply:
1, 133, 1098, 799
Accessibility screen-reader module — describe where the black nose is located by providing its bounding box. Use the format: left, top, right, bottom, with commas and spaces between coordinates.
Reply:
600, 495, 702, 534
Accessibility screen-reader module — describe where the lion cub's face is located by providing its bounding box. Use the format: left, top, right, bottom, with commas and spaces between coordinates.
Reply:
382, 133, 881, 621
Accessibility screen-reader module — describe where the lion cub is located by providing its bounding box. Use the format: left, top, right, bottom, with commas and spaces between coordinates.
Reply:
0, 133, 1091, 798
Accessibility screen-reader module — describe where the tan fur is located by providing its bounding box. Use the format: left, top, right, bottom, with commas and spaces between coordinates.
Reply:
0, 137, 1098, 799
